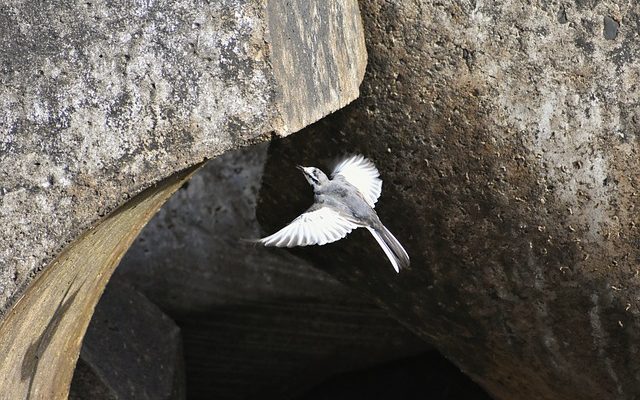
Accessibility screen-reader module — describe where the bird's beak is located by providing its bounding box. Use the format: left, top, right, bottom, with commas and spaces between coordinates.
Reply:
296, 165, 305, 172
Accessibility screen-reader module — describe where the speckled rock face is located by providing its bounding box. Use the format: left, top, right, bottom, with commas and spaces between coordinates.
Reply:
258, 1, 640, 399
0, 1, 271, 308
0, 0, 366, 315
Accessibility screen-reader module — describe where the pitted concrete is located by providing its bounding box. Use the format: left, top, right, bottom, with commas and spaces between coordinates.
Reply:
257, 1, 640, 399
0, 0, 366, 316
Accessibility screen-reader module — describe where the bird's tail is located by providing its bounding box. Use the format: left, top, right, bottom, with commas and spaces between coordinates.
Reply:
367, 225, 410, 273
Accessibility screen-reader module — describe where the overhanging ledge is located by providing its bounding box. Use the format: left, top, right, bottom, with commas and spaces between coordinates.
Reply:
0, 1, 366, 397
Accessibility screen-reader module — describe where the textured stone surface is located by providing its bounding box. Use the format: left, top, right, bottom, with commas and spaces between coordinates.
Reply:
77, 281, 184, 400
0, 0, 366, 316
267, 0, 366, 133
257, 1, 640, 399
114, 145, 429, 398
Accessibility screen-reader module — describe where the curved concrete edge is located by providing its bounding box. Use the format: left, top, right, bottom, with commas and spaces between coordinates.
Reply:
0, 164, 201, 399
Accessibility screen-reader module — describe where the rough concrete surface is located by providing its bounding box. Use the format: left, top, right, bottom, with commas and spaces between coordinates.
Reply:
0, 0, 366, 316
257, 1, 640, 399
0, 1, 367, 398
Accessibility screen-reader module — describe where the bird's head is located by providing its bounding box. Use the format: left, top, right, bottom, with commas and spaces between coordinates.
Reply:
298, 166, 329, 189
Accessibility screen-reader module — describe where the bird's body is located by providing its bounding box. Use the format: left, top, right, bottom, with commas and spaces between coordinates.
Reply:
258, 155, 410, 272
316, 178, 374, 225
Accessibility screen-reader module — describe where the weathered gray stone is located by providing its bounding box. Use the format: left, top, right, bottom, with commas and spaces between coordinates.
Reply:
0, 1, 366, 398
77, 281, 184, 400
257, 1, 640, 399
114, 144, 429, 398
0, 0, 366, 316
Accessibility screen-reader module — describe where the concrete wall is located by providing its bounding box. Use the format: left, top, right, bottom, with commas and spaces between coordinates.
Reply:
0, 1, 367, 398
257, 1, 640, 399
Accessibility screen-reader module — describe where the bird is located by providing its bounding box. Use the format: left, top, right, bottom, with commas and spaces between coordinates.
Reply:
258, 154, 410, 272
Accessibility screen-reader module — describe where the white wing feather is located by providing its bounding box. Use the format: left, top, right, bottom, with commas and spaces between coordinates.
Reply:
331, 155, 382, 207
259, 207, 358, 247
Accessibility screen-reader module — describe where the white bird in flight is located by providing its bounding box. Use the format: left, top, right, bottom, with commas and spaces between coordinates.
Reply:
258, 155, 410, 272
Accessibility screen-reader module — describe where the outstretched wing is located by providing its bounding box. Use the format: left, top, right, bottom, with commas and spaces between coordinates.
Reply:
331, 154, 382, 207
259, 206, 359, 247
